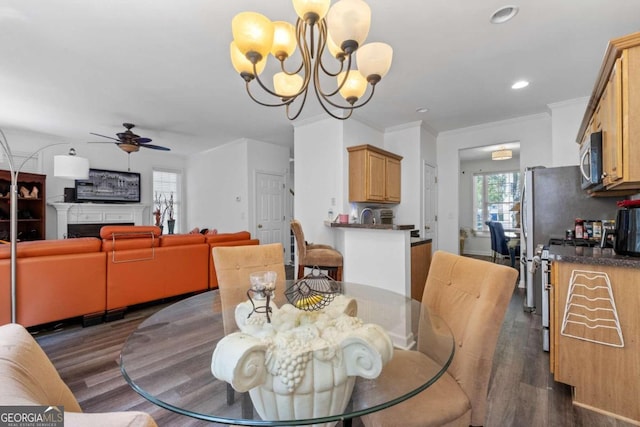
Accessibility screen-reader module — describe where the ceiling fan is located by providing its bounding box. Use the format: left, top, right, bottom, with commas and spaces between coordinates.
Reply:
89, 123, 170, 153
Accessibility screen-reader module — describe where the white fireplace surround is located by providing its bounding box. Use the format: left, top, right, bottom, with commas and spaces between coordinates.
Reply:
49, 202, 150, 239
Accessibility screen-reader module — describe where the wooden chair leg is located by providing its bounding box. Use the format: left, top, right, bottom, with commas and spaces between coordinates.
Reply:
297, 264, 304, 279
335, 266, 343, 281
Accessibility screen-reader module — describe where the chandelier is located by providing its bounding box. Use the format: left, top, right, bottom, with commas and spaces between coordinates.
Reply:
230, 0, 393, 120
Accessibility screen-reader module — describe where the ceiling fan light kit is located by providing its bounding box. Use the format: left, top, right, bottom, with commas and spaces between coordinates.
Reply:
89, 123, 170, 154
230, 0, 393, 120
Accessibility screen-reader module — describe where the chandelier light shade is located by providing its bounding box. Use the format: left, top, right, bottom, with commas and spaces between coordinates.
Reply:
293, 0, 331, 21
326, 0, 371, 51
53, 148, 90, 179
356, 42, 393, 80
491, 148, 513, 161
230, 0, 393, 120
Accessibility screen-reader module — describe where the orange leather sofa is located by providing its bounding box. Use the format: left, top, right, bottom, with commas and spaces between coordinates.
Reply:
0, 238, 106, 327
0, 227, 258, 328
205, 231, 259, 289
100, 225, 211, 317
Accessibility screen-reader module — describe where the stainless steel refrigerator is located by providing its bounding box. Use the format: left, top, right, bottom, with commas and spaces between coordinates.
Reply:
520, 166, 619, 349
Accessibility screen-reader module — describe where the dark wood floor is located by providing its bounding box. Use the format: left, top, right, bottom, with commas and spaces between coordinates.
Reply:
33, 269, 634, 426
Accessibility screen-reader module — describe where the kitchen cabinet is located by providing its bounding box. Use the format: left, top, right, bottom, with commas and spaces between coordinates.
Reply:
348, 144, 402, 203
0, 170, 46, 241
550, 255, 640, 423
577, 31, 640, 191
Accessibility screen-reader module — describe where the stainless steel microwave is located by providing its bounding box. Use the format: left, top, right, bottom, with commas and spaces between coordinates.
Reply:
579, 130, 603, 190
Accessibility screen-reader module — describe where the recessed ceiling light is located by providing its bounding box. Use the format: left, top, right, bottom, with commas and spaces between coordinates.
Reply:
511, 80, 529, 89
416, 107, 429, 113
490, 5, 519, 24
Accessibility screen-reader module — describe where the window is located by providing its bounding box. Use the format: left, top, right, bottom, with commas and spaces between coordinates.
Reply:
474, 171, 520, 231
153, 169, 181, 234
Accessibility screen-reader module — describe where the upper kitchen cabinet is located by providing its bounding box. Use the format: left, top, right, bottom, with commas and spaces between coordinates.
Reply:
348, 144, 402, 203
577, 31, 640, 191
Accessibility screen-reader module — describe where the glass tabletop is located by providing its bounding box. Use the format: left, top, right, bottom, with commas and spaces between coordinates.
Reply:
120, 281, 454, 426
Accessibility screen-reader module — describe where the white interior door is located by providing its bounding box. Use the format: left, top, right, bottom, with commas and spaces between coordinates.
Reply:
423, 162, 437, 245
256, 172, 286, 251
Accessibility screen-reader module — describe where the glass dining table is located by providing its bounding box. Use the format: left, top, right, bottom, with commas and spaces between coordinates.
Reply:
119, 281, 454, 426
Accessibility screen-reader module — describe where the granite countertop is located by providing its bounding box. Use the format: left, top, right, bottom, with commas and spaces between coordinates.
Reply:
325, 222, 415, 231
549, 245, 640, 268
410, 237, 432, 246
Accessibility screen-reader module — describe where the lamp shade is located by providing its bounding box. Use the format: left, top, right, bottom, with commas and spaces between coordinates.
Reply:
271, 21, 297, 60
337, 70, 367, 102
327, 0, 371, 49
231, 42, 267, 76
274, 72, 304, 98
54, 153, 89, 179
232, 12, 274, 61
326, 33, 343, 58
356, 42, 393, 80
293, 0, 331, 21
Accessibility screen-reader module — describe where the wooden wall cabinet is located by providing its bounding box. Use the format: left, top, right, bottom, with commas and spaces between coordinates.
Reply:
0, 170, 46, 241
577, 32, 640, 191
348, 144, 402, 203
550, 260, 640, 423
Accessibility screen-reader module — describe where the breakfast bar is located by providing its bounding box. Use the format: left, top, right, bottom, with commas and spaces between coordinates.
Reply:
327, 222, 413, 295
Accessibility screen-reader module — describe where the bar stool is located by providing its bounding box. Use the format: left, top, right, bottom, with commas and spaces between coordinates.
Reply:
291, 219, 343, 281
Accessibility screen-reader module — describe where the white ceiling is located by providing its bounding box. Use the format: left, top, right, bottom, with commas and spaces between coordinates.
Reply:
1, 1, 639, 157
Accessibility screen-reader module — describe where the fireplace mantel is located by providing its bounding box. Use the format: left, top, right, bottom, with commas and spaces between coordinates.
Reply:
49, 202, 150, 239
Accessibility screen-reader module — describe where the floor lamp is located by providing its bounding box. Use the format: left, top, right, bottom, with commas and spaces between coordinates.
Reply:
0, 129, 89, 323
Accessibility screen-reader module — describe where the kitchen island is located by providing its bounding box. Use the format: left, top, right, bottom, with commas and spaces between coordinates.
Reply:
326, 222, 431, 349
549, 245, 640, 424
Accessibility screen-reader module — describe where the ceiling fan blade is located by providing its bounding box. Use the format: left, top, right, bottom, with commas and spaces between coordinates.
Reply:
89, 132, 121, 142
134, 137, 153, 144
140, 144, 171, 151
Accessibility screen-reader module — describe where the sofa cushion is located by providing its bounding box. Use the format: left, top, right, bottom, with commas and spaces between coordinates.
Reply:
100, 225, 161, 240
159, 234, 205, 247
101, 226, 161, 252
205, 231, 251, 244
0, 238, 101, 260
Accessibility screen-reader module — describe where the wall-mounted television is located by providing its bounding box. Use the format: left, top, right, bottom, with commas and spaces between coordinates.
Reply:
75, 168, 141, 203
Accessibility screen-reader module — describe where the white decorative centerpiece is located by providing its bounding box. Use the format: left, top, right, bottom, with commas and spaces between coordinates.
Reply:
211, 294, 393, 426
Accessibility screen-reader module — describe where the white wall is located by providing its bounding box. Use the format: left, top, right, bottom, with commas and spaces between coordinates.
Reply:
437, 113, 552, 254
293, 117, 344, 246
186, 138, 290, 238
186, 140, 249, 233
549, 97, 589, 167
385, 123, 421, 229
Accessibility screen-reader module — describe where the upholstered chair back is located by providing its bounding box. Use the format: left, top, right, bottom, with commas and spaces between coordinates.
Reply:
0, 323, 157, 426
212, 243, 286, 335
419, 251, 517, 426
290, 220, 307, 259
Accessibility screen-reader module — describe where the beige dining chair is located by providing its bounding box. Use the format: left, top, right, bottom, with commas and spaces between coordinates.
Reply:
212, 242, 286, 335
291, 219, 343, 281
212, 242, 286, 412
361, 251, 518, 427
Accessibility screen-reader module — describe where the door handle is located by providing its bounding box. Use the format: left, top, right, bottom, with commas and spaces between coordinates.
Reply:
257, 224, 263, 229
